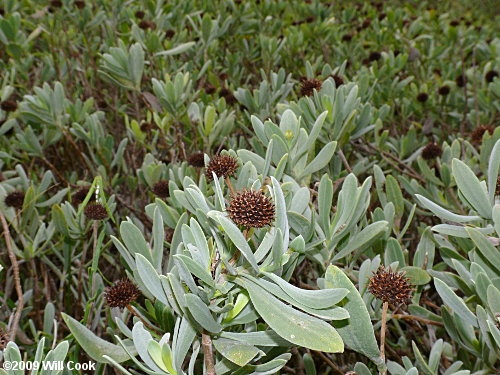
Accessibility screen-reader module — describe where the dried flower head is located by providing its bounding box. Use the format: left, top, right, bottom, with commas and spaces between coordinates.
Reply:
422, 142, 442, 160
0, 329, 9, 350
417, 92, 429, 103
438, 85, 450, 96
369, 51, 381, 62
74, 1, 85, 8
456, 74, 466, 87
342, 34, 353, 42
188, 152, 206, 167
4, 191, 25, 209
203, 83, 217, 94
152, 180, 170, 198
450, 20, 460, 27
105, 279, 141, 308
165, 29, 176, 38
368, 266, 413, 305
205, 155, 238, 181
72, 187, 92, 206
50, 0, 63, 8
140, 122, 155, 132
135, 10, 145, 19
485, 70, 499, 83
139, 20, 156, 30
471, 125, 494, 144
300, 78, 322, 97
1, 100, 18, 112
226, 189, 275, 228
84, 203, 108, 220
332, 75, 344, 87
219, 87, 236, 104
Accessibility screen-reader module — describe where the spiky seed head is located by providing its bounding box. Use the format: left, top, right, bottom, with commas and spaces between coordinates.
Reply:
438, 85, 450, 96
332, 75, 344, 87
226, 189, 275, 228
0, 329, 9, 350
417, 92, 429, 103
205, 155, 238, 181
1, 100, 17, 112
369, 51, 381, 62
165, 29, 175, 38
72, 187, 92, 206
74, 1, 85, 8
84, 203, 108, 220
368, 265, 414, 305
342, 34, 353, 42
219, 87, 236, 104
485, 70, 499, 83
139, 20, 156, 30
50, 0, 63, 7
4, 191, 25, 209
456, 74, 466, 87
188, 152, 206, 167
422, 142, 442, 160
300, 78, 322, 97
471, 125, 494, 144
135, 10, 145, 19
105, 279, 141, 308
203, 83, 216, 94
450, 20, 460, 26
152, 180, 170, 198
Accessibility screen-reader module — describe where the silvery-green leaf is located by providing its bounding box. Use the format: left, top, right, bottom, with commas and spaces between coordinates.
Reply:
466, 228, 500, 272
325, 266, 382, 367
156, 42, 196, 56
299, 141, 337, 178
434, 278, 478, 327
207, 211, 258, 271
415, 194, 481, 223
173, 254, 214, 287
220, 330, 291, 347
152, 207, 164, 272
213, 338, 261, 366
452, 159, 491, 218
62, 313, 132, 364
184, 293, 222, 333
401, 266, 431, 285
487, 139, 500, 203
136, 253, 170, 307
121, 221, 153, 263
242, 278, 344, 353
333, 221, 388, 261
263, 272, 348, 309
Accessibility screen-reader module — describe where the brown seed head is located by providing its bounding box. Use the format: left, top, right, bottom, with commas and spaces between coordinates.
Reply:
165, 29, 176, 38
0, 329, 9, 350
50, 0, 63, 7
139, 20, 156, 30
188, 152, 206, 167
300, 78, 322, 97
226, 189, 275, 228
1, 100, 18, 112
368, 265, 413, 305
438, 85, 450, 96
485, 70, 499, 83
342, 34, 353, 42
84, 203, 108, 220
152, 180, 170, 198
165, 228, 174, 243
456, 74, 466, 87
203, 83, 217, 94
332, 75, 344, 87
4, 191, 25, 209
205, 155, 238, 181
471, 125, 494, 144
72, 187, 92, 206
417, 92, 429, 103
369, 51, 382, 62
74, 0, 85, 8
105, 279, 141, 308
135, 10, 145, 19
422, 142, 442, 160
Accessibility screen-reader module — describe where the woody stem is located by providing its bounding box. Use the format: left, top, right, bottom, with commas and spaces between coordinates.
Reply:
126, 305, 161, 334
380, 301, 389, 375
225, 177, 235, 195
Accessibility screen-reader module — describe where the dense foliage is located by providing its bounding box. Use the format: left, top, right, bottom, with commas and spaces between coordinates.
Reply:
0, 0, 499, 374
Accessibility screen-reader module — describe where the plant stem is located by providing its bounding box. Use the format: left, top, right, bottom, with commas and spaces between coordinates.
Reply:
202, 330, 216, 375
225, 177, 236, 195
1, 212, 24, 342
77, 221, 98, 318
126, 305, 161, 335
380, 301, 389, 375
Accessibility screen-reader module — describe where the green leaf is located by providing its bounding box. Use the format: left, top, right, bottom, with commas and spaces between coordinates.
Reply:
243, 277, 344, 353
333, 221, 388, 261
263, 272, 348, 309
156, 42, 196, 56
434, 278, 478, 327
466, 228, 500, 272
487, 139, 500, 203
299, 141, 337, 178
415, 194, 481, 223
184, 293, 222, 333
325, 266, 382, 367
136, 253, 170, 307
121, 221, 153, 263
62, 313, 132, 363
401, 266, 431, 285
386, 175, 404, 217
208, 211, 258, 271
213, 338, 261, 366
452, 159, 491, 218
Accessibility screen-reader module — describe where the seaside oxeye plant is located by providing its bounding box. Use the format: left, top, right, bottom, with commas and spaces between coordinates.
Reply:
0, 1, 498, 374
